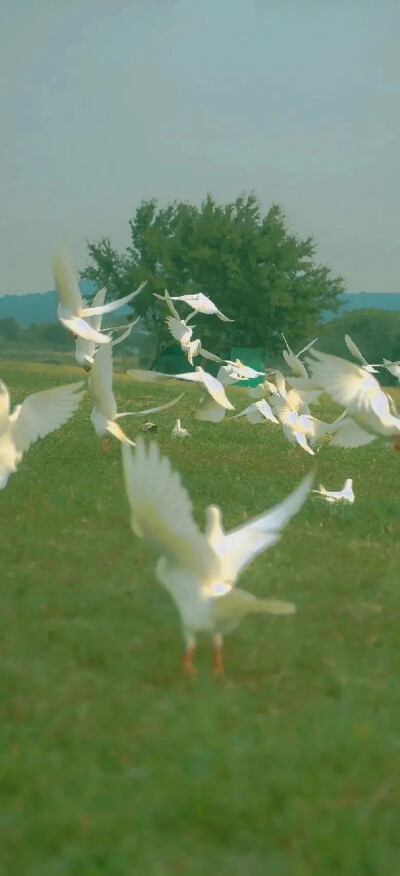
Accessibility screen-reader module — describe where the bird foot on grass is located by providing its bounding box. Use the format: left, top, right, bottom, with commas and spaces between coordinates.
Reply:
102, 438, 111, 451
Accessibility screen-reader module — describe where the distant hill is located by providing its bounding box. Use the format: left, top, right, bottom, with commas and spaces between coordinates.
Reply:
323, 291, 400, 321
1, 287, 400, 328
0, 281, 132, 328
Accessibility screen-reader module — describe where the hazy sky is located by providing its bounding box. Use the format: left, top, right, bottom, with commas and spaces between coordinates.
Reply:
1, 0, 399, 296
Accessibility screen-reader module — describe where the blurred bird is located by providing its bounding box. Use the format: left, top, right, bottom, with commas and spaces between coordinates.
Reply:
89, 344, 184, 449
313, 478, 354, 504
122, 439, 313, 676
172, 418, 189, 438
165, 316, 222, 366
53, 248, 145, 344
155, 291, 232, 322
307, 349, 400, 449
344, 335, 380, 374
282, 335, 318, 378
128, 366, 235, 417
0, 380, 85, 488
230, 400, 279, 425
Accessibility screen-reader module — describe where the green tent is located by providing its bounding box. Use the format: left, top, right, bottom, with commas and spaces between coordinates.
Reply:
230, 347, 266, 386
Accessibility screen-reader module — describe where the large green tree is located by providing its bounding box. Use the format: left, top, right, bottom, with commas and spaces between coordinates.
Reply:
82, 193, 344, 360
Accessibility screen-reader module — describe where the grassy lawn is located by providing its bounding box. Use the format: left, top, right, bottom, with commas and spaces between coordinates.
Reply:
1, 359, 400, 875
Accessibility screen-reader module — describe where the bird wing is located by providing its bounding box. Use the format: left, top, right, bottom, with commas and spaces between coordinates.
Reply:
344, 334, 368, 366
293, 431, 315, 455
81, 282, 146, 317
122, 440, 217, 577
306, 349, 381, 409
58, 315, 111, 344
206, 472, 313, 581
212, 587, 296, 619
196, 368, 235, 410
52, 248, 83, 313
196, 398, 227, 422
11, 382, 85, 452
153, 290, 181, 320
89, 342, 117, 420
165, 316, 192, 343
282, 350, 308, 378
329, 418, 377, 448
111, 317, 140, 347
0, 381, 10, 421
86, 287, 107, 332
106, 420, 135, 446
199, 347, 223, 363
297, 337, 318, 357
115, 392, 185, 418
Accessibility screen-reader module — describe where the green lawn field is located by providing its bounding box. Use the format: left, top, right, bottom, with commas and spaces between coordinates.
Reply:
1, 359, 400, 875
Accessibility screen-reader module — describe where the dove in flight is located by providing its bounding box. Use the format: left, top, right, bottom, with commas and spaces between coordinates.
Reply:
122, 439, 313, 676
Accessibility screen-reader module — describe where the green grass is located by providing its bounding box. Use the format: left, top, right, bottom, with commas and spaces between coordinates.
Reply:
1, 359, 400, 875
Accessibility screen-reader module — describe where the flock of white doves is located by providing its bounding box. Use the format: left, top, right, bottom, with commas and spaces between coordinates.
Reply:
1, 247, 399, 674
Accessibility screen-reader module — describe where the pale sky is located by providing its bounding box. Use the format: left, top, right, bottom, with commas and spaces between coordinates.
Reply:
1, 0, 399, 296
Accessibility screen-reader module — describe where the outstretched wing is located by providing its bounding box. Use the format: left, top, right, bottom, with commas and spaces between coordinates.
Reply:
165, 316, 192, 343
122, 440, 217, 577
82, 283, 146, 317
89, 342, 117, 420
53, 248, 83, 313
344, 334, 367, 366
12, 382, 85, 452
196, 368, 235, 410
306, 349, 382, 410
206, 472, 313, 582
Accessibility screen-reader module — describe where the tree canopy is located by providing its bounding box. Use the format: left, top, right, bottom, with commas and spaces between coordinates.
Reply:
82, 193, 345, 358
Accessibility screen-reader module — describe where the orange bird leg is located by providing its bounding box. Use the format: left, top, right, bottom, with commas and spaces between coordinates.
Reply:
182, 637, 197, 677
102, 437, 111, 451
213, 633, 225, 677
393, 438, 400, 451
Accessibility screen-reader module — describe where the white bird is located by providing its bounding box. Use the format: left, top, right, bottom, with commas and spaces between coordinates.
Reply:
53, 248, 146, 344
272, 391, 343, 455
74, 287, 139, 371
306, 349, 400, 449
172, 419, 189, 438
128, 366, 235, 416
156, 291, 233, 322
165, 316, 222, 366
89, 344, 184, 449
313, 478, 354, 504
122, 439, 313, 676
381, 358, 400, 381
282, 335, 318, 378
230, 400, 279, 425
224, 359, 266, 380
0, 380, 85, 488
344, 335, 380, 374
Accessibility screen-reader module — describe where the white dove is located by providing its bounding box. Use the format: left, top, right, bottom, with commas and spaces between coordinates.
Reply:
313, 478, 354, 504
74, 286, 139, 371
89, 344, 184, 449
306, 349, 400, 449
122, 439, 313, 676
53, 248, 145, 344
344, 335, 380, 374
156, 291, 232, 322
224, 359, 266, 380
172, 418, 189, 438
381, 358, 400, 381
230, 400, 279, 425
0, 380, 85, 488
165, 316, 222, 366
272, 391, 343, 455
282, 335, 318, 378
128, 366, 235, 417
